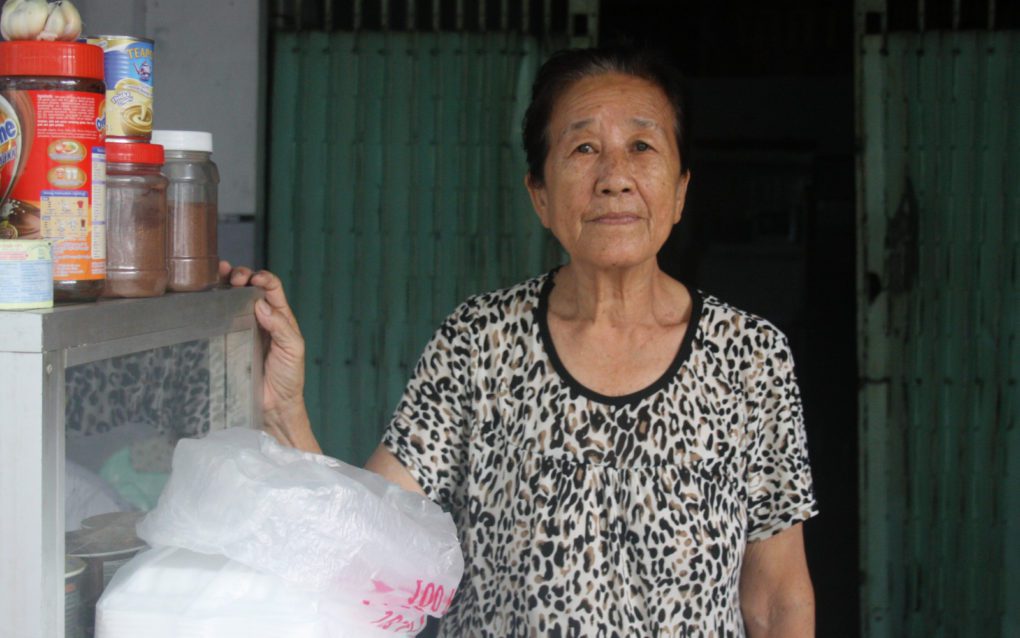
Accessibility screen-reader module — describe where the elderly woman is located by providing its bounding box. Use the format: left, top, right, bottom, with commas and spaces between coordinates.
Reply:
226, 45, 817, 636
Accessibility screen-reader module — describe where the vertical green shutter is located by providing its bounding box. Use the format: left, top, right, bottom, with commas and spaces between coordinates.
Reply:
858, 31, 1020, 637
268, 31, 560, 463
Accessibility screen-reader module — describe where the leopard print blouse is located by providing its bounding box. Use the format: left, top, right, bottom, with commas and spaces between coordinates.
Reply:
383, 270, 817, 637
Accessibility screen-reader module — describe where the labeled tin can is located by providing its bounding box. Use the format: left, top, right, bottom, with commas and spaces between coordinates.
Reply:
66, 524, 147, 633
0, 41, 107, 302
86, 35, 153, 140
0, 238, 52, 309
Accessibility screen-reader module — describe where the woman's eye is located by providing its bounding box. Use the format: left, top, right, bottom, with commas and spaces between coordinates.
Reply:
575, 143, 594, 153
634, 141, 651, 152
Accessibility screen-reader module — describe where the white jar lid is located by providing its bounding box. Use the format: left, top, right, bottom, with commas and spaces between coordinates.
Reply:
151, 130, 213, 153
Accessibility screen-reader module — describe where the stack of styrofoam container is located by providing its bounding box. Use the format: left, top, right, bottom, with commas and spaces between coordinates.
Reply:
95, 546, 398, 638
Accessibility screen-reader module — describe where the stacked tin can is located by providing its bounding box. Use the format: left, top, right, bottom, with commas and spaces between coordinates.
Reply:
84, 36, 154, 142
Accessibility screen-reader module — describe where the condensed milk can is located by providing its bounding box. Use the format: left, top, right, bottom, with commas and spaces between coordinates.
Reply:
85, 35, 154, 141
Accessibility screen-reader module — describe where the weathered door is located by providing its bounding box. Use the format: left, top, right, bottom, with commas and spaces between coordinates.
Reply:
856, 13, 1019, 637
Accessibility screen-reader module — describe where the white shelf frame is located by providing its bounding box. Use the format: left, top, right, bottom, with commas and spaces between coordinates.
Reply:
0, 287, 263, 638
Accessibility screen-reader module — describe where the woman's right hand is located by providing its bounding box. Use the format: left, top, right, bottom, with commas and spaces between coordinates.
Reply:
219, 261, 321, 454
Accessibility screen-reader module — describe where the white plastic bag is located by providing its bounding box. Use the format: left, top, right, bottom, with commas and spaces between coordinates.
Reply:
132, 428, 463, 633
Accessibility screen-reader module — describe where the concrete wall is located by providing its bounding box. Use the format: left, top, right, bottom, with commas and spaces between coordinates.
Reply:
74, 0, 264, 226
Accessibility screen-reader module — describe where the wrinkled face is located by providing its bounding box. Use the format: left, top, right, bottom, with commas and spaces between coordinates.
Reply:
527, 73, 689, 271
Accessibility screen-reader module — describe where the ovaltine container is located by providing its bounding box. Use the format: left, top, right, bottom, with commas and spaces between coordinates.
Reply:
86, 35, 153, 140
0, 41, 107, 302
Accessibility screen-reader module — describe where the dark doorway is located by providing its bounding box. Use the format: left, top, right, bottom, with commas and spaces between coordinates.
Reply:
602, 0, 859, 635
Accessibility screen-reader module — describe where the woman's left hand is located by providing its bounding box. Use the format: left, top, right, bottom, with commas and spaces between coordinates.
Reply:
219, 260, 321, 454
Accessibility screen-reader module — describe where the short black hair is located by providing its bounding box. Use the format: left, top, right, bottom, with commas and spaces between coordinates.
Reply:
522, 45, 689, 186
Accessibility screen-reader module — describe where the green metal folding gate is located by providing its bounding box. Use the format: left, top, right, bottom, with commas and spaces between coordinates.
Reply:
857, 25, 1020, 637
266, 29, 568, 463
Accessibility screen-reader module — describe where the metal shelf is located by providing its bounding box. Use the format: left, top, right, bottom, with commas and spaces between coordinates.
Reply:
0, 286, 263, 638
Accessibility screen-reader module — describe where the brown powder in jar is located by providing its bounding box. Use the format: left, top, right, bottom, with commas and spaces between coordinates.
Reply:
104, 184, 168, 298
167, 200, 218, 292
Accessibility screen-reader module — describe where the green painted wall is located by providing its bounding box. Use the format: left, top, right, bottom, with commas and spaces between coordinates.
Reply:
267, 31, 562, 464
857, 31, 1019, 637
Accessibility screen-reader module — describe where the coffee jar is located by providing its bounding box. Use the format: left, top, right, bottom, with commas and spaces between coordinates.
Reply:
104, 142, 168, 297
150, 130, 218, 292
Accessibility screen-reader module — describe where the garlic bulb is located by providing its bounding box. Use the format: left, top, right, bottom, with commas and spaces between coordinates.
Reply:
1, 0, 81, 41
38, 0, 79, 40
1, 0, 48, 40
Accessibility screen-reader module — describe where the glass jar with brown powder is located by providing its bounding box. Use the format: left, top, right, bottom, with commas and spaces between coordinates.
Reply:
150, 130, 219, 292
104, 142, 168, 297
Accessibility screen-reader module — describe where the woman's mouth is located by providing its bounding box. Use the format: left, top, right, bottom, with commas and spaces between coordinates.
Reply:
590, 213, 641, 225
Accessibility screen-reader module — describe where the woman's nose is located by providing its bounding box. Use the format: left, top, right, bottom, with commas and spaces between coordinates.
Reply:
596, 150, 635, 195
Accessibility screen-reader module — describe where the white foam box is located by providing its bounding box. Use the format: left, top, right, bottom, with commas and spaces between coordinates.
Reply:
95, 547, 402, 638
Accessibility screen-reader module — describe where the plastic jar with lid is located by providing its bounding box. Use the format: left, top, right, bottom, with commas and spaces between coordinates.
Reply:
150, 130, 219, 292
104, 142, 168, 298
0, 41, 107, 302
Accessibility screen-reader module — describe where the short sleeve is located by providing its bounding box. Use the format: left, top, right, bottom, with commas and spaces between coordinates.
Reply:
745, 331, 818, 542
381, 302, 475, 510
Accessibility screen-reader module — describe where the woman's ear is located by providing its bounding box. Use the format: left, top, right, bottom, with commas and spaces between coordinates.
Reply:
525, 173, 551, 228
673, 170, 692, 224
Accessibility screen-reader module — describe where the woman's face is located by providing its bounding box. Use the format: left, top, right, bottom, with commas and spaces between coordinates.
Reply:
527, 73, 689, 272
